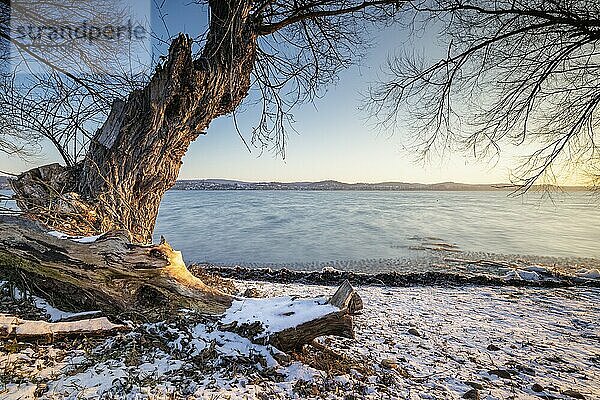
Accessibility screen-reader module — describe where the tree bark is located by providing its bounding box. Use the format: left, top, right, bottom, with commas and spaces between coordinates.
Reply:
10, 0, 258, 244
0, 216, 233, 317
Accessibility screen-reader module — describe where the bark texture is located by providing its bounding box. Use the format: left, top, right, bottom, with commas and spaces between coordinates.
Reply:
0, 216, 233, 317
10, 0, 257, 243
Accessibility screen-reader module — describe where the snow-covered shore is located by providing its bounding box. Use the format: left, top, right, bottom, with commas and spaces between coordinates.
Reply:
2, 280, 599, 399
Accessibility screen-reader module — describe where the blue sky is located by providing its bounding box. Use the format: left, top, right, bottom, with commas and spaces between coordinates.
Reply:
0, 1, 582, 184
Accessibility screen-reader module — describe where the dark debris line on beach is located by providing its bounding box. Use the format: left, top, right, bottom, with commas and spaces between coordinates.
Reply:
193, 265, 600, 289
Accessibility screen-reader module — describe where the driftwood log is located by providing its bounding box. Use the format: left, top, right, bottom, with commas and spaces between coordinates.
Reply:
0, 315, 128, 342
0, 216, 363, 352
0, 216, 232, 317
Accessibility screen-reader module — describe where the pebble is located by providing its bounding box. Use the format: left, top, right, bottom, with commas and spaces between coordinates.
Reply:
531, 383, 544, 392
310, 385, 320, 396
462, 389, 480, 399
516, 364, 536, 376
487, 344, 500, 351
408, 328, 421, 337
562, 389, 586, 399
380, 358, 398, 369
272, 352, 291, 366
243, 287, 263, 298
488, 369, 513, 379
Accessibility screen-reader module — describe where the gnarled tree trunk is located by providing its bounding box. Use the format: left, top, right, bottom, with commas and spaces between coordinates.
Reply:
10, 0, 257, 244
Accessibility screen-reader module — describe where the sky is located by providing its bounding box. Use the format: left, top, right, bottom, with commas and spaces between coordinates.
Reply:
0, 1, 585, 185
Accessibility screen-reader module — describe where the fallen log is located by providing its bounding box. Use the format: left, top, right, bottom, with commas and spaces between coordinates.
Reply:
0, 216, 232, 317
0, 315, 128, 342
0, 216, 363, 352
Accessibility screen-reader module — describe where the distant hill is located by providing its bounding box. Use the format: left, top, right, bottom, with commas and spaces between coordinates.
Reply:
173, 179, 587, 192
0, 175, 585, 192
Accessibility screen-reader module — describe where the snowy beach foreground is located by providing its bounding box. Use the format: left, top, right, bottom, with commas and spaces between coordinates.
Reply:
2, 280, 599, 399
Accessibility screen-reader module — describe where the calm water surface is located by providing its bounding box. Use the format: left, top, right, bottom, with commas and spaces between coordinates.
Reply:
152, 190, 600, 265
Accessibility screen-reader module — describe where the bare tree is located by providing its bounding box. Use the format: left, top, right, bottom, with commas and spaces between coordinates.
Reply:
368, 0, 600, 191
0, 0, 382, 326
2, 0, 403, 243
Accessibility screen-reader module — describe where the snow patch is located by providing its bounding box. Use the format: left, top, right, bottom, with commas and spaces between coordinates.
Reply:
576, 268, 600, 279
47, 230, 103, 243
6, 283, 101, 322
523, 264, 552, 274
503, 268, 540, 281
3, 281, 600, 399
221, 295, 338, 337
1, 383, 37, 400
32, 296, 101, 322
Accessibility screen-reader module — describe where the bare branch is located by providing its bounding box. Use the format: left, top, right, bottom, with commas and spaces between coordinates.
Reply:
368, 0, 600, 190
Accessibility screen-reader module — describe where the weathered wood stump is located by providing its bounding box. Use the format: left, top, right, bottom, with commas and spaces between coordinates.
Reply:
221, 280, 364, 352
268, 281, 363, 352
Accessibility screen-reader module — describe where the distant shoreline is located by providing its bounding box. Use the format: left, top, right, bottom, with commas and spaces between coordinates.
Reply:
0, 176, 588, 192
170, 179, 588, 192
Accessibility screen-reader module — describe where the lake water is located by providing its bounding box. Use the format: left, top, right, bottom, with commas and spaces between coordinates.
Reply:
152, 190, 600, 267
